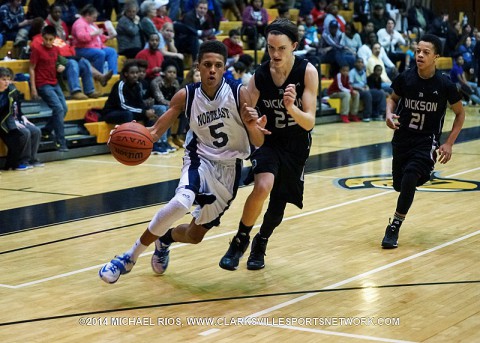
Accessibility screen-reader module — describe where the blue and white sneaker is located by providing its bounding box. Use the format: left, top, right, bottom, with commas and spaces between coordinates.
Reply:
99, 253, 135, 284
151, 239, 170, 274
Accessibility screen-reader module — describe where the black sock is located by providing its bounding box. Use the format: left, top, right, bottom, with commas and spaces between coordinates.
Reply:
391, 214, 405, 229
237, 221, 253, 240
159, 228, 175, 245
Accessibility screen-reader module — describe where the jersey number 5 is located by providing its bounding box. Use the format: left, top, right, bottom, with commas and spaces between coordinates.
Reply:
209, 123, 228, 148
409, 112, 425, 131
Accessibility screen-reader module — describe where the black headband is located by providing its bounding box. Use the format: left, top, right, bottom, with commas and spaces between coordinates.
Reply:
265, 22, 297, 43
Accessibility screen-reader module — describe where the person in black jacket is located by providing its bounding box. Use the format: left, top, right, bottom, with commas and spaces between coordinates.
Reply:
102, 60, 156, 124
174, 0, 217, 61
0, 67, 29, 170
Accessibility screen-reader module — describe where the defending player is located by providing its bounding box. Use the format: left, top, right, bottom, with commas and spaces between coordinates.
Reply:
381, 34, 465, 248
99, 40, 268, 283
219, 18, 319, 270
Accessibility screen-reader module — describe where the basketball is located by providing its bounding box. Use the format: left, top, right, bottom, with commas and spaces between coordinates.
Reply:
108, 122, 154, 166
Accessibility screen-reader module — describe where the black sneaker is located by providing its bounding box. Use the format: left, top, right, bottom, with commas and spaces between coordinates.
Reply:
219, 235, 250, 271
247, 234, 268, 270
381, 222, 400, 249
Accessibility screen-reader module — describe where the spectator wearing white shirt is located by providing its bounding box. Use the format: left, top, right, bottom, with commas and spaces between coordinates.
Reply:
377, 18, 407, 71
366, 42, 394, 93
358, 31, 397, 80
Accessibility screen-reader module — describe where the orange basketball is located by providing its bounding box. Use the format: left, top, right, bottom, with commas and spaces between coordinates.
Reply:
108, 122, 154, 166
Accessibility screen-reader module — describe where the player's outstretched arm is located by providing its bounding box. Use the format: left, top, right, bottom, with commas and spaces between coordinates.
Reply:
283, 63, 318, 131
148, 88, 186, 142
239, 86, 268, 147
438, 100, 465, 164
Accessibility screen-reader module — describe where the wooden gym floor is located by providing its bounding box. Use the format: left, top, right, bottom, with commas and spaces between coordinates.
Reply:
0, 107, 479, 342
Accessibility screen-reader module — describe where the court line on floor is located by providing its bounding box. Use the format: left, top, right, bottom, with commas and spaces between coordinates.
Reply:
198, 228, 480, 340
1, 166, 478, 289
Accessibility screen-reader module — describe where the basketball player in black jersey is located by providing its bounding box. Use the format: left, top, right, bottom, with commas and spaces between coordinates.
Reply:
219, 18, 319, 270
381, 34, 465, 249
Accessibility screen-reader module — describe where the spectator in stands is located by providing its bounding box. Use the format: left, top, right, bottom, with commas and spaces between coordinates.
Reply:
136, 58, 154, 106
458, 35, 475, 80
475, 30, 480, 88
310, 0, 327, 33
222, 29, 244, 67
31, 22, 102, 100
404, 39, 417, 70
26, 0, 50, 20
150, 63, 179, 153
175, 0, 217, 61
5, 68, 44, 168
237, 53, 254, 84
54, 0, 78, 30
377, 18, 407, 71
358, 31, 397, 80
349, 57, 386, 122
102, 60, 157, 124
450, 54, 480, 105
341, 22, 362, 54
72, 4, 118, 75
46, 4, 70, 41
320, 20, 355, 76
370, 2, 389, 33
218, 0, 242, 21
153, 0, 173, 31
304, 14, 320, 49
0, 67, 29, 170
139, 0, 161, 44
407, 0, 433, 36
0, 0, 32, 56
366, 64, 386, 98
136, 33, 164, 80
242, 0, 268, 50
29, 25, 69, 152
359, 20, 374, 44
353, 0, 371, 26
296, 24, 320, 69
116, 0, 143, 59
159, 22, 185, 83
183, 0, 222, 28
327, 64, 361, 123
323, 3, 345, 34
366, 42, 393, 93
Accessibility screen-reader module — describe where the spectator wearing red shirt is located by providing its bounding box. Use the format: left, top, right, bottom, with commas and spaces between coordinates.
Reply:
222, 29, 243, 67
29, 25, 69, 152
327, 64, 360, 123
152, 0, 172, 30
135, 33, 165, 80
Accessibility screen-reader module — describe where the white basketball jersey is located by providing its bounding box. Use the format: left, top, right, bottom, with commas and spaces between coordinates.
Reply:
184, 78, 251, 161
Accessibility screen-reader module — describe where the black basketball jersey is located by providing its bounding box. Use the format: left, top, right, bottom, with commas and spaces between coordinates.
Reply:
392, 66, 462, 140
254, 56, 310, 138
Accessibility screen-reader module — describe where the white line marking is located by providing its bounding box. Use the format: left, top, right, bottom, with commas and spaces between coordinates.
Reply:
263, 324, 416, 343
198, 329, 221, 336
1, 166, 478, 290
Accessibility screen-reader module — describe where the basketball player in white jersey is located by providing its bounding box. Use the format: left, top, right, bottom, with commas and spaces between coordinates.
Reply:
99, 41, 269, 283
219, 18, 319, 271
381, 34, 465, 248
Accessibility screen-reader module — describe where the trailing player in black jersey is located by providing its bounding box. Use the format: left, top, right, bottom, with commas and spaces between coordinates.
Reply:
219, 18, 319, 270
381, 34, 465, 249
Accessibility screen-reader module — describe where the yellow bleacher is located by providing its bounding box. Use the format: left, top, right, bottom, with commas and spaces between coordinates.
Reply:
219, 21, 242, 34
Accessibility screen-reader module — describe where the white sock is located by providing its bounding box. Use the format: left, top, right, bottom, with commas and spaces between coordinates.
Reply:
126, 239, 148, 261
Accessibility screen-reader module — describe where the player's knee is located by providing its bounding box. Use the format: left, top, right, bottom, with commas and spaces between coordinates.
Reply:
252, 180, 273, 200
171, 188, 195, 209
